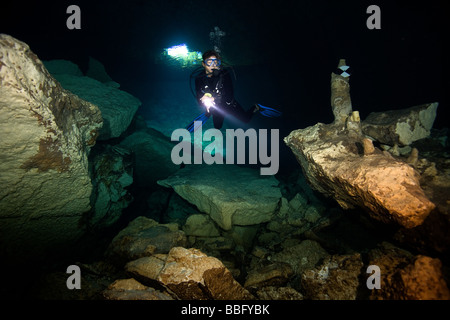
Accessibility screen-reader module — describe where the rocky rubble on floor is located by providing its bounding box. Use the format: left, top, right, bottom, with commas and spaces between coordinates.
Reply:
29, 194, 450, 300
61, 174, 447, 301
86, 156, 447, 300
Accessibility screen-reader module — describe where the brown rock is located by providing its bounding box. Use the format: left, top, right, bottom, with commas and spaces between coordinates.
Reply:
368, 243, 450, 300
301, 253, 364, 300
125, 255, 167, 288
102, 278, 173, 300
284, 60, 436, 229
361, 102, 438, 146
244, 262, 294, 290
363, 138, 375, 155
106, 217, 186, 266
285, 123, 435, 228
157, 247, 254, 300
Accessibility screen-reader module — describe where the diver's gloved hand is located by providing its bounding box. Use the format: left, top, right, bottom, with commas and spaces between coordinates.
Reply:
200, 93, 215, 113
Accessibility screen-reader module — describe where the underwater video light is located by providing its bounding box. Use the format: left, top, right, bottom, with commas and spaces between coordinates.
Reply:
163, 44, 202, 68
201, 93, 215, 111
167, 44, 189, 58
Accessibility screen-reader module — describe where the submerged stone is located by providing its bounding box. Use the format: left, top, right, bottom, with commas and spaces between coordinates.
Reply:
361, 102, 438, 146
0, 34, 102, 263
157, 164, 282, 230
106, 216, 187, 266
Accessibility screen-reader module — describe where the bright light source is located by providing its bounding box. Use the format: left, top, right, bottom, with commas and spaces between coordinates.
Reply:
167, 44, 189, 58
162, 43, 202, 68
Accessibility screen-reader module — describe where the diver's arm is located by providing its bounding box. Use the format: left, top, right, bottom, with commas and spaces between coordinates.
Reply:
195, 76, 214, 113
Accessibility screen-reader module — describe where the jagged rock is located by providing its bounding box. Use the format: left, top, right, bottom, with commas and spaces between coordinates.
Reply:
120, 130, 180, 187
43, 59, 83, 76
392, 137, 450, 256
368, 242, 450, 300
86, 56, 119, 87
158, 164, 282, 230
89, 145, 134, 228
187, 236, 235, 256
251, 246, 270, 259
285, 193, 326, 228
124, 247, 254, 300
301, 253, 364, 300
271, 239, 329, 276
0, 34, 103, 264
157, 247, 255, 300
145, 189, 197, 225
362, 103, 438, 146
285, 60, 436, 229
244, 262, 294, 291
48, 64, 141, 140
183, 214, 221, 237
125, 255, 167, 286
285, 122, 435, 229
106, 216, 187, 266
225, 225, 260, 252
102, 278, 173, 300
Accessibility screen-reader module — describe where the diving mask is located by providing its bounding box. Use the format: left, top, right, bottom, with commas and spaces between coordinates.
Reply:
204, 58, 221, 67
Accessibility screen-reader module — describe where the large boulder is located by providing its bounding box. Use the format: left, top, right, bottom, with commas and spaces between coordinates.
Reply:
157, 247, 254, 300
43, 59, 84, 77
124, 247, 255, 300
106, 216, 187, 266
85, 56, 119, 87
361, 102, 438, 146
183, 214, 221, 237
0, 34, 103, 262
46, 62, 141, 140
102, 278, 173, 300
157, 164, 282, 230
284, 59, 435, 229
119, 129, 180, 187
285, 123, 435, 228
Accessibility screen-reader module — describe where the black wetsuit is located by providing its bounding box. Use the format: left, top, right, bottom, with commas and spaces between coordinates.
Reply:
195, 68, 256, 129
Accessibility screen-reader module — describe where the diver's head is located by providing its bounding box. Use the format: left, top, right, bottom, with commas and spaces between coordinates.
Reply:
202, 50, 221, 76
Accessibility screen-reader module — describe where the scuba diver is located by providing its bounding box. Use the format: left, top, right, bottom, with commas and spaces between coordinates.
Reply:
186, 50, 281, 132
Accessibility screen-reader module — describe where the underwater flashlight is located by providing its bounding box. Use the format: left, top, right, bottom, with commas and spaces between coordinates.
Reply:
202, 93, 216, 112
